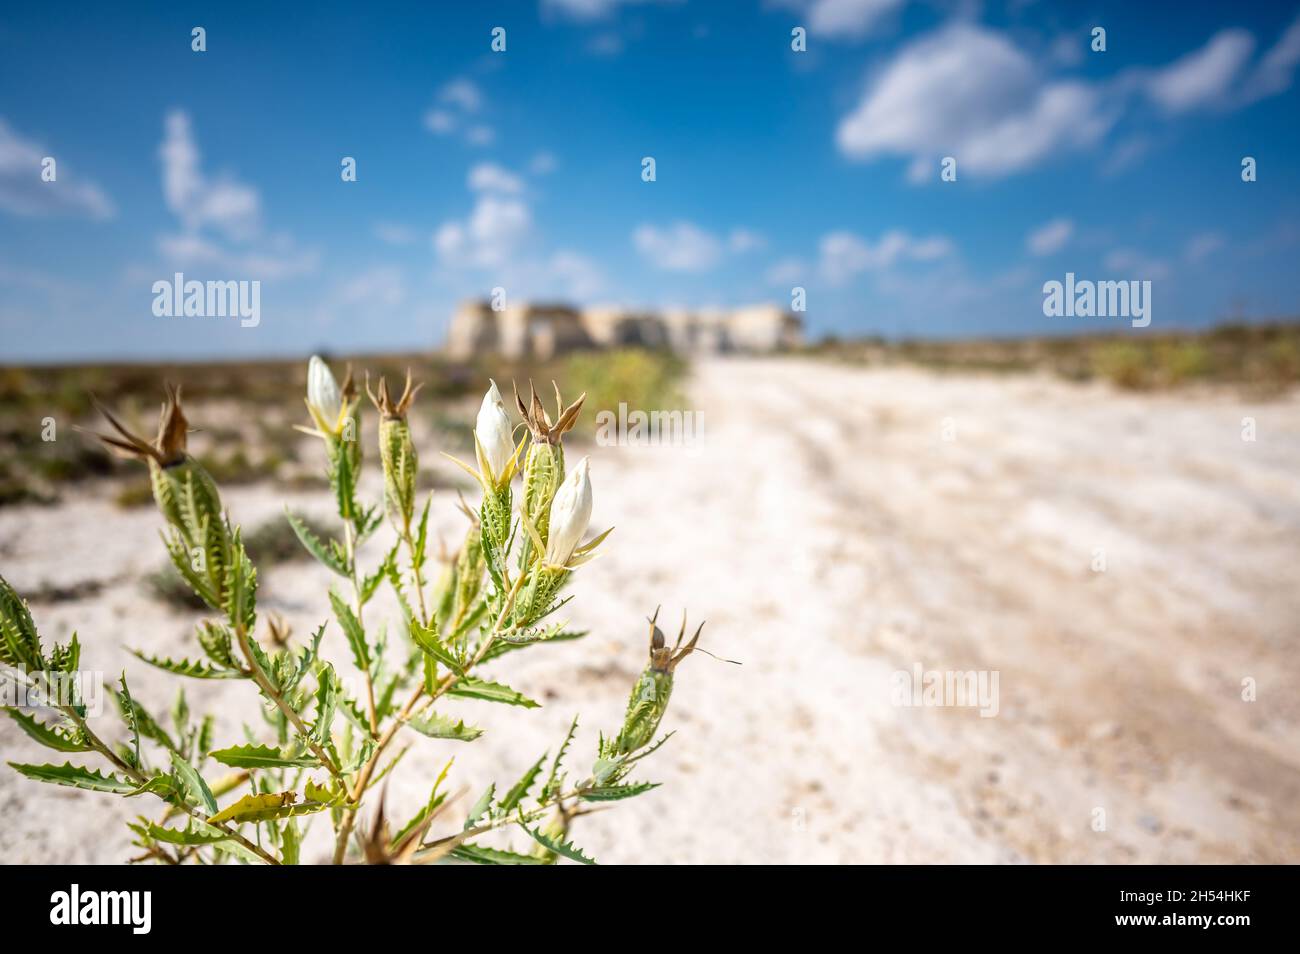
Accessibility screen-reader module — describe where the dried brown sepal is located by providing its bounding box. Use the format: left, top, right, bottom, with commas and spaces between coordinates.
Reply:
365, 368, 422, 420
514, 380, 585, 444
647, 606, 702, 674
89, 383, 189, 467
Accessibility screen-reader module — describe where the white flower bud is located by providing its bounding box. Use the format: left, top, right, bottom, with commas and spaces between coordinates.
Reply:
307, 355, 342, 423
476, 380, 515, 482
544, 456, 592, 567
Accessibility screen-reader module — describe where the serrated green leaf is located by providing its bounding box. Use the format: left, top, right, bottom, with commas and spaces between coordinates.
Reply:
285, 509, 349, 576
208, 743, 321, 770
392, 758, 452, 849
500, 754, 546, 813
8, 760, 135, 793
142, 821, 230, 846
309, 664, 337, 746
542, 716, 579, 802
170, 752, 218, 815
405, 711, 482, 742
519, 823, 597, 865
3, 708, 91, 753
482, 628, 586, 663
448, 677, 539, 708
579, 781, 661, 801
409, 621, 463, 675
329, 590, 370, 673
131, 649, 243, 679
450, 843, 549, 865
112, 682, 177, 753
464, 783, 495, 830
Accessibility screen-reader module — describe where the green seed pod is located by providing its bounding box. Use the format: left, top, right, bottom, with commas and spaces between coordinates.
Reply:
612, 610, 701, 756
90, 385, 231, 607
480, 484, 512, 554
0, 573, 43, 670
366, 369, 422, 533
519, 440, 563, 567
379, 415, 417, 532
150, 455, 230, 604
514, 564, 568, 628
453, 523, 485, 619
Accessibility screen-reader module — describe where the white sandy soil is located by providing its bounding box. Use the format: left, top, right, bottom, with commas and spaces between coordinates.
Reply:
2, 357, 1298, 863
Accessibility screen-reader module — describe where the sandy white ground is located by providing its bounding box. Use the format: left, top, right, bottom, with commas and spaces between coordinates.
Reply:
2, 357, 1298, 863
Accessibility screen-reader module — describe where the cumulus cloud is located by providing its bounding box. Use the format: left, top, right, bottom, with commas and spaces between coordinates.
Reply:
806, 0, 903, 39
440, 78, 483, 113
727, 228, 766, 253
633, 222, 725, 272
1026, 218, 1074, 256
0, 118, 114, 220
468, 162, 524, 194
1145, 29, 1255, 113
435, 194, 533, 269
1103, 248, 1171, 282
818, 229, 952, 284
160, 111, 260, 241
156, 111, 314, 278
1241, 12, 1300, 102
542, 0, 673, 21
836, 24, 1113, 178
424, 78, 494, 146
374, 222, 421, 246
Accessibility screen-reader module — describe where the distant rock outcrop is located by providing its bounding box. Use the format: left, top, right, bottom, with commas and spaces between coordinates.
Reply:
446, 301, 802, 359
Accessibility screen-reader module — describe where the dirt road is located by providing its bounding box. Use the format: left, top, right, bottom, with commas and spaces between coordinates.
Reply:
3, 357, 1298, 863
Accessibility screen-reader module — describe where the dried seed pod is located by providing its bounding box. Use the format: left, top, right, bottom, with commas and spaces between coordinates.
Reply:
613, 609, 701, 756
367, 370, 422, 533
91, 386, 231, 608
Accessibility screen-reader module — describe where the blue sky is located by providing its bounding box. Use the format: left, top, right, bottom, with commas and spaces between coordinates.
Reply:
2, 0, 1299, 361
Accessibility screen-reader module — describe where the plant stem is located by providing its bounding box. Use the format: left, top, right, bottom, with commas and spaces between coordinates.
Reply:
234, 625, 342, 777
60, 703, 280, 866
344, 519, 380, 734
330, 571, 527, 864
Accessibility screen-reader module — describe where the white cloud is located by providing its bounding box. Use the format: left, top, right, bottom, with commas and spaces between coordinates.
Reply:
156, 232, 318, 279
1026, 218, 1073, 256
155, 111, 314, 278
1145, 30, 1254, 113
440, 78, 483, 113
465, 125, 496, 147
1103, 248, 1171, 282
0, 118, 114, 220
425, 79, 493, 145
1241, 12, 1300, 102
542, 0, 673, 21
435, 195, 533, 269
468, 162, 525, 194
423, 110, 457, 134
818, 229, 952, 284
160, 111, 260, 242
529, 151, 559, 175
836, 24, 1113, 178
1184, 232, 1225, 263
633, 222, 724, 272
547, 250, 606, 299
374, 222, 421, 246
727, 228, 766, 253
807, 0, 903, 39
765, 257, 807, 286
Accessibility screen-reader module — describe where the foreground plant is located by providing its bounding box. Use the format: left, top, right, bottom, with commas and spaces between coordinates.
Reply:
1, 361, 703, 865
